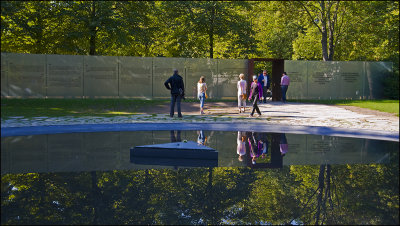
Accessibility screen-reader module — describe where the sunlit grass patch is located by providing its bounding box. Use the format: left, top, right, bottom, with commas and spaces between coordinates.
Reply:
291, 99, 399, 116
105, 111, 133, 115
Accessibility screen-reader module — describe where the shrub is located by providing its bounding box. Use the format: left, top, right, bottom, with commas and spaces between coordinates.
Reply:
383, 67, 399, 100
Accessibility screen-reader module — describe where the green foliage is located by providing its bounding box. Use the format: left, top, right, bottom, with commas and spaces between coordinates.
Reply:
383, 68, 400, 100
1, 1, 398, 62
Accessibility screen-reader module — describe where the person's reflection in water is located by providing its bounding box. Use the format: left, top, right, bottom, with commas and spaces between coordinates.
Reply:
197, 130, 207, 145
248, 132, 261, 165
237, 131, 247, 162
170, 130, 182, 170
170, 130, 181, 142
280, 133, 288, 156
260, 133, 269, 159
246, 133, 284, 169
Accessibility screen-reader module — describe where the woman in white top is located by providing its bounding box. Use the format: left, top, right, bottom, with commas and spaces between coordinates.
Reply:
237, 131, 246, 162
197, 76, 207, 114
237, 73, 247, 113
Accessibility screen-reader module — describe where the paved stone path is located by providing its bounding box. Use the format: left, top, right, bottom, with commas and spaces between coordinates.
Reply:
2, 102, 398, 133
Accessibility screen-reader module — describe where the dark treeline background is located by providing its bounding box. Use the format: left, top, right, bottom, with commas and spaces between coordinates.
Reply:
1, 1, 399, 98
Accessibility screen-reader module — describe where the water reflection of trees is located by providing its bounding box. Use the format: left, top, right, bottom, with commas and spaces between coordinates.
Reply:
1, 156, 398, 225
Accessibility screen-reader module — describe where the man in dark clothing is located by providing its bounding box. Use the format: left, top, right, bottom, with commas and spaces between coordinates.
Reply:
164, 69, 185, 118
248, 75, 262, 117
257, 72, 265, 104
261, 70, 270, 103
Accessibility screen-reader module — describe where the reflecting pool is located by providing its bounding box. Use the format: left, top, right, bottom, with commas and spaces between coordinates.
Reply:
1, 130, 399, 225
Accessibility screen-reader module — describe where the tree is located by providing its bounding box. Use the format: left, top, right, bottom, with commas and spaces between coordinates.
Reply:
1, 1, 64, 54
294, 1, 342, 61
157, 1, 256, 59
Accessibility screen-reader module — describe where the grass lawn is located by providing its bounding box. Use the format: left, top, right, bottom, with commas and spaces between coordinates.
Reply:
1, 98, 399, 118
290, 99, 399, 116
0, 98, 167, 118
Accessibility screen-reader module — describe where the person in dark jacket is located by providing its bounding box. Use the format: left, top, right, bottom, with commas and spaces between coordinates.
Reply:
164, 69, 185, 118
248, 75, 262, 117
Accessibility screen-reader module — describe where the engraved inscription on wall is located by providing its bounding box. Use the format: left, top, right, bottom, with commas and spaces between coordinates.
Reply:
153, 67, 179, 76
312, 72, 334, 85
8, 63, 44, 85
48, 65, 82, 87
341, 72, 359, 83
335, 139, 359, 152
120, 66, 151, 85
85, 66, 117, 79
120, 76, 149, 85
288, 142, 301, 153
48, 77, 81, 87
187, 68, 216, 76
310, 140, 332, 153
9, 64, 44, 73
287, 72, 303, 83
120, 67, 150, 75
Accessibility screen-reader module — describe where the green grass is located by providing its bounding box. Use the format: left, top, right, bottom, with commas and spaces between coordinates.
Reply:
290, 99, 399, 116
1, 98, 169, 118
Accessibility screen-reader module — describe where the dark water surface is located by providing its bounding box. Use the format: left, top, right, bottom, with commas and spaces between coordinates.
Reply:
1, 130, 399, 225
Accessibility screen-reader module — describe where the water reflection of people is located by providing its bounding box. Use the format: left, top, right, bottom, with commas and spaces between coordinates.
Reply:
197, 130, 207, 145
245, 132, 284, 169
280, 133, 288, 156
259, 133, 269, 159
170, 130, 181, 142
248, 132, 262, 165
237, 131, 246, 162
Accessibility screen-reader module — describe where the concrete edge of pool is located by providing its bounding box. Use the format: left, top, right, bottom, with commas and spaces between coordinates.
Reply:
1, 122, 399, 142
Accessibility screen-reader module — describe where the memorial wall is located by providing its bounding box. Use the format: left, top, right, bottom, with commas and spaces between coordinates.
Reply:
282, 134, 392, 165
0, 53, 248, 99
284, 60, 393, 99
0, 53, 392, 99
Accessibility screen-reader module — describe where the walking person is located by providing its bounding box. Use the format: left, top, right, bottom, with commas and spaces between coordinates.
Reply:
197, 76, 207, 115
257, 71, 265, 104
248, 75, 262, 117
164, 69, 185, 118
261, 70, 269, 103
237, 73, 247, 113
280, 72, 290, 103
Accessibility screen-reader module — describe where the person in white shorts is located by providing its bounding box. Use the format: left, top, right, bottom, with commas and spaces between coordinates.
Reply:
237, 73, 247, 113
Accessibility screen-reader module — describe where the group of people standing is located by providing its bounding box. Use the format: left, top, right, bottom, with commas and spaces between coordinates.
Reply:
238, 70, 290, 117
164, 69, 290, 118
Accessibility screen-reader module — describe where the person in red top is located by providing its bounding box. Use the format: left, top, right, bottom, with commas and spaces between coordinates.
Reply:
248, 75, 262, 117
280, 72, 290, 103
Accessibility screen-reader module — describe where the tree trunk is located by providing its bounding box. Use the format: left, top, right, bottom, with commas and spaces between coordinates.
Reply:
328, 1, 340, 61
315, 164, 326, 224
209, 5, 215, 59
89, 1, 97, 55
91, 171, 100, 224
320, 1, 329, 61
